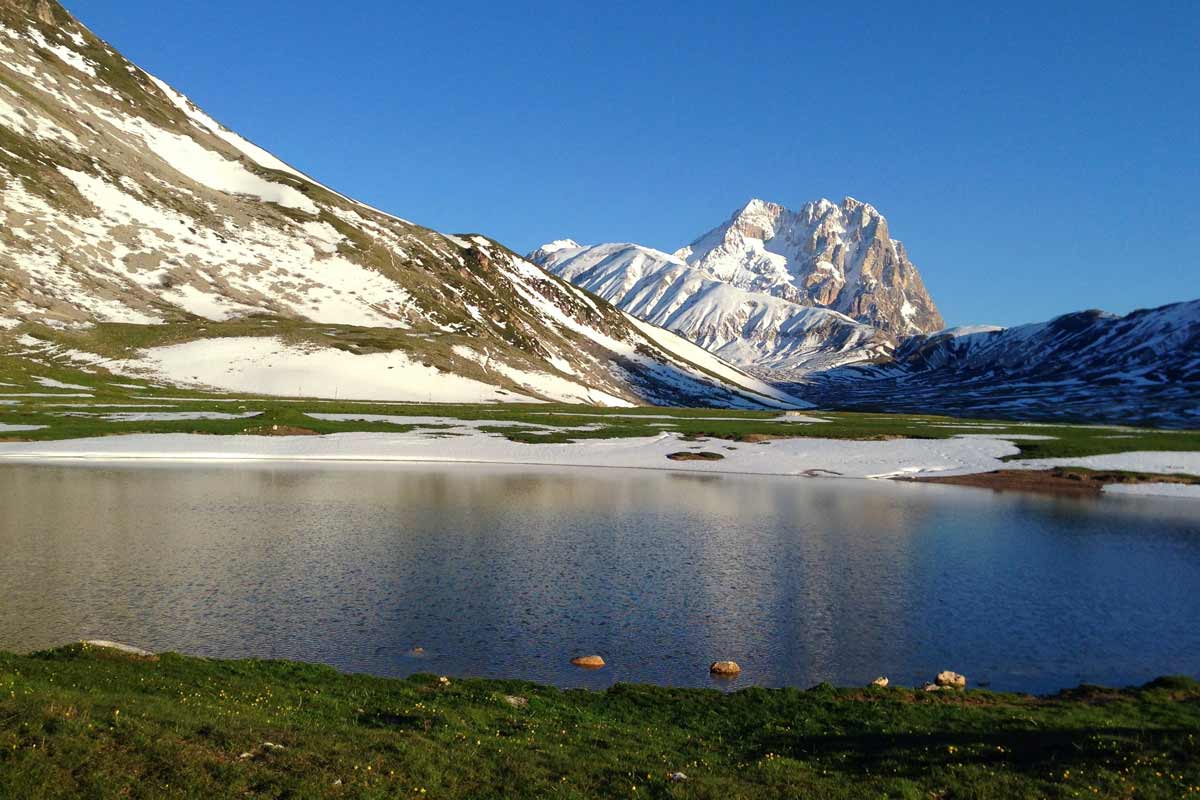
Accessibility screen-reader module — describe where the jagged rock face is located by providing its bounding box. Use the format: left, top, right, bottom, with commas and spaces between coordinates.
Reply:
675, 198, 944, 336
0, 0, 802, 408
530, 241, 893, 376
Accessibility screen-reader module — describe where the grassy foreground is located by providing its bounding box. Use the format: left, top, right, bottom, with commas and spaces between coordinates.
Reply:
2, 646, 1199, 799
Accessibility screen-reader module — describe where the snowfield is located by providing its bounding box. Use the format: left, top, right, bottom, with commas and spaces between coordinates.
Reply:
105, 337, 540, 404
0, 429, 1194, 498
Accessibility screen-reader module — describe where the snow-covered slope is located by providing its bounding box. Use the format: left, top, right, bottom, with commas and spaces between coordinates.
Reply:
530, 240, 891, 375
797, 300, 1200, 427
0, 0, 804, 408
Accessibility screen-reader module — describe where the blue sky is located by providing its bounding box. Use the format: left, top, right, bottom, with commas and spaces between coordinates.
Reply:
66, 0, 1198, 327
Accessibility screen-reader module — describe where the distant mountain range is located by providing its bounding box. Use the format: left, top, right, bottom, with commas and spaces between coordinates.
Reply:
797, 301, 1200, 428
534, 204, 1198, 426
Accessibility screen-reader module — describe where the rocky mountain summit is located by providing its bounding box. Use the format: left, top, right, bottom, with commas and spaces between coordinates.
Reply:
675, 198, 943, 336
0, 0, 800, 407
530, 240, 892, 375
531, 198, 940, 375
533, 203, 1198, 426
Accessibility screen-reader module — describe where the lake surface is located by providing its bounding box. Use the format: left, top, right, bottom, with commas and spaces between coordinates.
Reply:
1, 462, 1197, 693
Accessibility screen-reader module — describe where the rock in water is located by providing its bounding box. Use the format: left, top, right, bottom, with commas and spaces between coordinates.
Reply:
709, 661, 742, 676
570, 655, 605, 668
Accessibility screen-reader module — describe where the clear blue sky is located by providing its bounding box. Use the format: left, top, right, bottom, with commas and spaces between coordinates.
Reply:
66, 0, 1199, 328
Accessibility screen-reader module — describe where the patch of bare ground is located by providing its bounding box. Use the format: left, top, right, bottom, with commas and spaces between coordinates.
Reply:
907, 467, 1200, 496
666, 451, 724, 461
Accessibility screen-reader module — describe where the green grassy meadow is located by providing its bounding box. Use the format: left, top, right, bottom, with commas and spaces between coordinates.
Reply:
2, 646, 1198, 799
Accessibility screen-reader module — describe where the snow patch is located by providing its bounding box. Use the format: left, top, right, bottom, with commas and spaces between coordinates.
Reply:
32, 376, 90, 390
0, 423, 45, 433
108, 336, 535, 403
1102, 483, 1200, 500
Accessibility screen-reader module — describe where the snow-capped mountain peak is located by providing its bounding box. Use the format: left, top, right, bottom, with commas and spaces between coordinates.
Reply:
527, 239, 582, 263
532, 196, 942, 375
530, 238, 893, 376
666, 197, 941, 336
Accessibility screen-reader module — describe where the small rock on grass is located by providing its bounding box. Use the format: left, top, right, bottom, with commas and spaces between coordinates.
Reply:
871, 676, 889, 688
503, 695, 528, 708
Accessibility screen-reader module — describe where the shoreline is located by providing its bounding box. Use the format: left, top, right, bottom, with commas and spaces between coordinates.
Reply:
1, 430, 1198, 499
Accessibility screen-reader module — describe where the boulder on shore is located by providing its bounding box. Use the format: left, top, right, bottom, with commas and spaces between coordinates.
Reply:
871, 676, 889, 688
936, 671, 967, 689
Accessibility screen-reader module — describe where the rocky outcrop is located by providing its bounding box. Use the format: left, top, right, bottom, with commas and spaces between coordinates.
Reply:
675, 198, 944, 336
1, 0, 59, 24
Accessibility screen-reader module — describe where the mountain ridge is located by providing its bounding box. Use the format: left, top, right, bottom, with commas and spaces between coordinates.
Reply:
0, 0, 802, 408
797, 299, 1200, 427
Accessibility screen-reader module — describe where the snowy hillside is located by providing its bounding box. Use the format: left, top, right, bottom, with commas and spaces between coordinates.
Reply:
530, 240, 891, 375
797, 300, 1200, 427
0, 0, 803, 408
